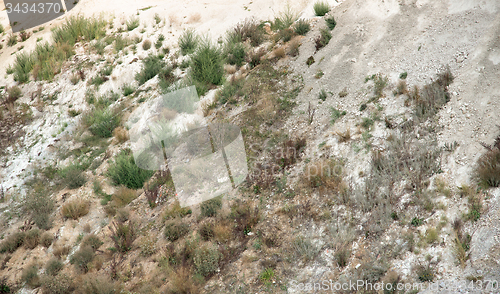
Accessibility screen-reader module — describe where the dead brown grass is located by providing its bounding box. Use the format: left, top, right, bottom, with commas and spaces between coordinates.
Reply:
112, 186, 137, 207
113, 126, 129, 143
61, 198, 90, 220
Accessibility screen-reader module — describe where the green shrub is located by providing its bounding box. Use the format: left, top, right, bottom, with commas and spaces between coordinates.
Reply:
224, 42, 246, 66
59, 164, 87, 189
135, 54, 166, 85
81, 234, 103, 252
52, 16, 107, 45
190, 40, 224, 92
40, 232, 54, 247
45, 258, 64, 276
122, 84, 135, 96
0, 232, 26, 253
292, 236, 319, 262
475, 147, 500, 188
70, 245, 94, 273
82, 108, 120, 138
164, 220, 189, 241
80, 275, 120, 294
24, 184, 54, 230
199, 223, 214, 241
126, 16, 140, 31
315, 28, 332, 51
142, 39, 151, 50
155, 34, 165, 49
112, 186, 137, 207
12, 52, 34, 83
229, 19, 265, 47
7, 34, 18, 47
24, 229, 41, 249
200, 196, 222, 217
107, 150, 154, 189
110, 221, 136, 253
193, 242, 220, 277
313, 1, 330, 16
61, 198, 90, 219
325, 16, 336, 30
179, 29, 199, 55
41, 273, 73, 294
259, 268, 274, 284
271, 6, 299, 31
294, 19, 310, 35
22, 264, 40, 288
410, 217, 424, 227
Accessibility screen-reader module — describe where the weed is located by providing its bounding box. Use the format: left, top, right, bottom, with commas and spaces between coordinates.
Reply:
0, 232, 26, 253
306, 56, 315, 66
126, 16, 140, 31
395, 80, 408, 96
193, 242, 220, 277
288, 37, 301, 56
164, 220, 189, 242
259, 268, 275, 284
318, 89, 327, 101
62, 198, 90, 220
411, 67, 453, 120
41, 273, 73, 294
82, 108, 120, 138
122, 84, 135, 96
40, 232, 53, 247
415, 263, 434, 282
200, 196, 223, 217
113, 126, 129, 143
294, 19, 310, 35
330, 107, 346, 124
335, 246, 350, 268
425, 228, 439, 244
360, 117, 374, 129
142, 39, 151, 50
315, 28, 332, 51
224, 42, 246, 66
45, 258, 64, 276
112, 187, 137, 207
24, 229, 40, 249
70, 245, 94, 273
272, 6, 300, 31
400, 71, 408, 79
23, 184, 54, 230
58, 164, 87, 189
475, 134, 500, 187
154, 13, 162, 25
163, 200, 192, 220
107, 150, 154, 189
372, 73, 388, 98
315, 69, 324, 79
179, 29, 199, 55
79, 274, 120, 294
22, 264, 40, 288
410, 217, 424, 227
325, 16, 337, 30
190, 39, 224, 92
81, 234, 103, 251
7, 34, 18, 47
135, 54, 166, 85
230, 19, 265, 47
109, 221, 137, 253
11, 52, 33, 83
6, 86, 23, 103
313, 1, 330, 16
292, 236, 319, 262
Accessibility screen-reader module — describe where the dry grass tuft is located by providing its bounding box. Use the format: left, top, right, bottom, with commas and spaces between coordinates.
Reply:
61, 198, 90, 220
112, 186, 137, 207
113, 126, 129, 143
273, 46, 286, 59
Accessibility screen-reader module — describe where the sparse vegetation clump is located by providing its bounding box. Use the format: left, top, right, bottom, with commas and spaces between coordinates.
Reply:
229, 19, 265, 46
107, 150, 154, 189
81, 107, 120, 138
193, 242, 220, 277
294, 19, 310, 35
475, 131, 500, 188
126, 16, 140, 31
200, 196, 222, 217
23, 184, 55, 230
178, 29, 199, 55
164, 220, 190, 242
315, 28, 332, 51
0, 232, 26, 253
271, 6, 300, 31
313, 1, 330, 16
190, 39, 224, 95
61, 198, 90, 220
70, 245, 95, 273
325, 15, 337, 30
135, 54, 167, 85
45, 258, 64, 276
110, 221, 136, 253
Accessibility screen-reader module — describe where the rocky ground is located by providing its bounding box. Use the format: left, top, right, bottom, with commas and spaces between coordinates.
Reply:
0, 0, 499, 293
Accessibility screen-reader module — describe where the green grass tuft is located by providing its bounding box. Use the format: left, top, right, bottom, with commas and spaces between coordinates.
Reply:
313, 1, 330, 16
179, 29, 199, 55
107, 150, 154, 189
